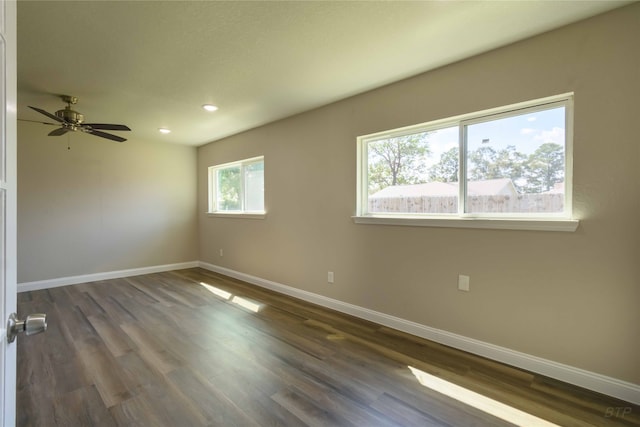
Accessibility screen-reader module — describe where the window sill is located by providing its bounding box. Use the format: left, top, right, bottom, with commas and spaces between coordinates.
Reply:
352, 215, 579, 232
207, 212, 266, 220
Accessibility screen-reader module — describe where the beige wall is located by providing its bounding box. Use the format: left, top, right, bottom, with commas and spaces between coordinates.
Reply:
18, 123, 198, 283
198, 5, 640, 385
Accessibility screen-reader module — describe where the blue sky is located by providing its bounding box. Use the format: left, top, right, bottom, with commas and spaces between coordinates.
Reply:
426, 106, 566, 165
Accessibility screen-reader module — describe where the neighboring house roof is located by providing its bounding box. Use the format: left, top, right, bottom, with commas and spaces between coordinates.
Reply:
467, 178, 518, 197
371, 178, 518, 198
543, 182, 565, 194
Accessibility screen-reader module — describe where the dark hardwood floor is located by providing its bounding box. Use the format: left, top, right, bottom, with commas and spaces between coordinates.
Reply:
16, 268, 640, 426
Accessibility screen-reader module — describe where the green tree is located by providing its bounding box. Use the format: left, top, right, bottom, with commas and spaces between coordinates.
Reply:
494, 146, 527, 183
468, 146, 498, 181
217, 167, 241, 210
467, 145, 527, 190
522, 143, 564, 193
368, 133, 430, 193
428, 147, 458, 182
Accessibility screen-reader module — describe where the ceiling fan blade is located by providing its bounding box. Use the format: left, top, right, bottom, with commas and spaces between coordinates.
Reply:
18, 118, 58, 126
84, 123, 131, 131
28, 106, 64, 123
89, 129, 127, 143
48, 127, 70, 136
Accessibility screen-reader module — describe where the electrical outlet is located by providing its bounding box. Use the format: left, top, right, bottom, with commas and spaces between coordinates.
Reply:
219, 249, 224, 257
328, 271, 334, 284
458, 275, 470, 292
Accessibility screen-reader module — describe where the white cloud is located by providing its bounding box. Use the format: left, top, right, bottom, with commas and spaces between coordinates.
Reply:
534, 126, 565, 144
520, 128, 535, 135
527, 116, 537, 122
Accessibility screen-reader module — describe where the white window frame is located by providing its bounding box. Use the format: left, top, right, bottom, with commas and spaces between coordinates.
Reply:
208, 155, 265, 219
355, 94, 579, 232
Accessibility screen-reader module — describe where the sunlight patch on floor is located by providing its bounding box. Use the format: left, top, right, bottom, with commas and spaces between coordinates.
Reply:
231, 296, 262, 313
408, 366, 559, 427
199, 281, 262, 313
199, 282, 232, 299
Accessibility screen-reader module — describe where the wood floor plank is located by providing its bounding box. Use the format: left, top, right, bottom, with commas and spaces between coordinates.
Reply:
278, 364, 401, 427
108, 394, 173, 427
271, 387, 354, 427
165, 367, 264, 426
87, 313, 136, 357
16, 386, 55, 427
370, 390, 507, 427
123, 275, 179, 307
206, 366, 305, 427
83, 291, 139, 325
77, 343, 133, 408
118, 321, 183, 375
114, 351, 163, 395
130, 378, 210, 426
52, 385, 118, 427
16, 268, 640, 427
52, 298, 102, 353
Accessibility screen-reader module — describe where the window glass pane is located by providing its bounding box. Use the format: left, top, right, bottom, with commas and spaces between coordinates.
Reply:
244, 161, 264, 212
465, 106, 565, 214
367, 126, 458, 214
216, 166, 241, 211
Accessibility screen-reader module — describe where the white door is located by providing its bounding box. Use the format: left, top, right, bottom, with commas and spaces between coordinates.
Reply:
0, 0, 17, 424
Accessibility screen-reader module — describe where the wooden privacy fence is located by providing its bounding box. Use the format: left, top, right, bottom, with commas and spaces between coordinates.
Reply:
369, 193, 564, 214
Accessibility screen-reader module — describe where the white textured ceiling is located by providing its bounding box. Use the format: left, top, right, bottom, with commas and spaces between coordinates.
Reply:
17, 1, 631, 147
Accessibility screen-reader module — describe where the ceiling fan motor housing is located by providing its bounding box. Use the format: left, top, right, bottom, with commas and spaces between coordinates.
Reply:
56, 107, 84, 124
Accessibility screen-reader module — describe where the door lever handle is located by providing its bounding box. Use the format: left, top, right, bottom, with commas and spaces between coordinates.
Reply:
7, 313, 47, 343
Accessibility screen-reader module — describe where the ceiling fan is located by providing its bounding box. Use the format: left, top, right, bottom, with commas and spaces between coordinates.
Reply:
26, 95, 131, 142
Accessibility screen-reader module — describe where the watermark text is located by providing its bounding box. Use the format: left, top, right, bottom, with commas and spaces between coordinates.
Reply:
604, 407, 632, 418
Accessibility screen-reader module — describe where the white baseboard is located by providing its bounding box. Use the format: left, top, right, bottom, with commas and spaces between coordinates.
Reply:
198, 261, 640, 406
17, 261, 199, 293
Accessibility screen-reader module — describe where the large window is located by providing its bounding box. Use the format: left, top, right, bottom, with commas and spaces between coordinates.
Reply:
356, 94, 577, 231
208, 156, 264, 215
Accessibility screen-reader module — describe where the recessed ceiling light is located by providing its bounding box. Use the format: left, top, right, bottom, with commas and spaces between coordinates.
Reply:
158, 128, 171, 134
202, 104, 218, 112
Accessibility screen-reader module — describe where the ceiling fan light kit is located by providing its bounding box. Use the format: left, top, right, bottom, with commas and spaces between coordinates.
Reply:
28, 95, 131, 143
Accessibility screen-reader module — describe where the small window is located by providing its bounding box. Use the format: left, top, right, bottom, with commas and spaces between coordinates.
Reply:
356, 94, 577, 231
208, 156, 264, 215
